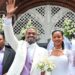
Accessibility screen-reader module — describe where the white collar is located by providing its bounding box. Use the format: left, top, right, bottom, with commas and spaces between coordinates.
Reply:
27, 42, 37, 48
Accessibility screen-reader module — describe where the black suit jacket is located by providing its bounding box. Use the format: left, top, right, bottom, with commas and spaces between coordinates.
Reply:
2, 46, 15, 74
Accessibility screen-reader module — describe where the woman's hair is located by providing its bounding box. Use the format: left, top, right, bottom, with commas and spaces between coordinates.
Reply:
52, 30, 63, 36
52, 30, 64, 49
62, 41, 64, 49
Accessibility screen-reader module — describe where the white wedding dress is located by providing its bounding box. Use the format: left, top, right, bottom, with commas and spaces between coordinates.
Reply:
48, 50, 70, 75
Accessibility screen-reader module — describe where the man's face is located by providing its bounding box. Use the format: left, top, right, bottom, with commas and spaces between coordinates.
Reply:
25, 28, 37, 44
0, 34, 5, 49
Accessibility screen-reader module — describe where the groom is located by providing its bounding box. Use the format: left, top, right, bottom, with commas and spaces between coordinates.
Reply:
3, 0, 48, 75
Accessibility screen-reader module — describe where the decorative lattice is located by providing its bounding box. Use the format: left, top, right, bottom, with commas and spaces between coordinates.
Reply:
14, 13, 44, 34
13, 5, 75, 43
51, 6, 60, 16
55, 11, 75, 28
36, 6, 45, 16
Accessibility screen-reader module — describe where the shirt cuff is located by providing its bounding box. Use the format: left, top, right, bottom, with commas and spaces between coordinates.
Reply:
2, 17, 12, 26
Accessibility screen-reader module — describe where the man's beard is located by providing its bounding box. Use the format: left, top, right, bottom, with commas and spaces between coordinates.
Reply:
28, 40, 35, 44
28, 39, 36, 44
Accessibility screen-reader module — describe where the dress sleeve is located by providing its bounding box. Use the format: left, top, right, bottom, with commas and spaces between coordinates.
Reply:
67, 50, 75, 75
66, 50, 72, 63
2, 17, 19, 51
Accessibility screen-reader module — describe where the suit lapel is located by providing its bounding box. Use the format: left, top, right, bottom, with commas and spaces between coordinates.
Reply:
6, 41, 28, 75
2, 47, 10, 66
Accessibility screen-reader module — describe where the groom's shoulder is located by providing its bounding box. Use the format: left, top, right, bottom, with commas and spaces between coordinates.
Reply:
38, 46, 47, 51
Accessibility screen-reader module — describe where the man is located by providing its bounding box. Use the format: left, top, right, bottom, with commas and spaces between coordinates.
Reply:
0, 31, 15, 75
3, 0, 48, 75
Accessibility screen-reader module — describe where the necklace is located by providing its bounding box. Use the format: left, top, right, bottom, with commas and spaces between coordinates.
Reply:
53, 47, 62, 51
50, 47, 64, 56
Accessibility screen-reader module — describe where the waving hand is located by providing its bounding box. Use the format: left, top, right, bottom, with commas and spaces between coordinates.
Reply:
6, 0, 17, 17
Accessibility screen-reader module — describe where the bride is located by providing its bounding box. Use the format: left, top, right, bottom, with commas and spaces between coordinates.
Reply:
48, 30, 75, 75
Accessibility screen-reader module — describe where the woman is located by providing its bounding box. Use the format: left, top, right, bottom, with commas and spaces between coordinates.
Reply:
48, 30, 75, 75
47, 36, 72, 50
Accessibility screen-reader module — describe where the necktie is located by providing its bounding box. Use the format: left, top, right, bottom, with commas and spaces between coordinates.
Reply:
21, 48, 33, 75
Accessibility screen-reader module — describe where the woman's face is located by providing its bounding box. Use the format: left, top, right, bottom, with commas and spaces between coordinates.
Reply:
52, 31, 63, 47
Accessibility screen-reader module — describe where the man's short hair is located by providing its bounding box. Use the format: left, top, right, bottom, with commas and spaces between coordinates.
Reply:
0, 31, 5, 39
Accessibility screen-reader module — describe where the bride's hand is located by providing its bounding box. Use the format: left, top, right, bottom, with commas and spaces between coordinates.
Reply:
6, 0, 18, 17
